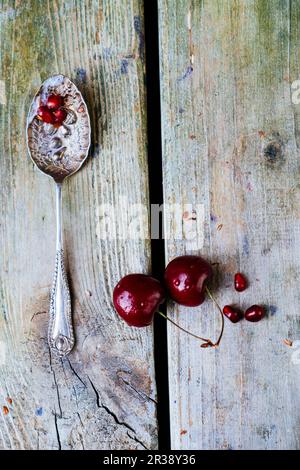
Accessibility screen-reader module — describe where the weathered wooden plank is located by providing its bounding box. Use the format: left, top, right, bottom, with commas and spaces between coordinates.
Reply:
0, 0, 157, 449
159, 0, 300, 450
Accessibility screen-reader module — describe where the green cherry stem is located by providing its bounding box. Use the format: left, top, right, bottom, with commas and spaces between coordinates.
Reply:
156, 286, 225, 349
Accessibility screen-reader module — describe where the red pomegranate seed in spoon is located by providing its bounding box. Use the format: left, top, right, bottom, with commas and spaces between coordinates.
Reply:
37, 105, 55, 124
53, 108, 67, 124
46, 94, 64, 110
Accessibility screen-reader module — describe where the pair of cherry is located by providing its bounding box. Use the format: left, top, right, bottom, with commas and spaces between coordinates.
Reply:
111, 256, 220, 348
223, 273, 265, 323
37, 94, 67, 126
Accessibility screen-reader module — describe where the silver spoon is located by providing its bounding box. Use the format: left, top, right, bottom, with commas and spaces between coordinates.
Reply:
26, 74, 91, 357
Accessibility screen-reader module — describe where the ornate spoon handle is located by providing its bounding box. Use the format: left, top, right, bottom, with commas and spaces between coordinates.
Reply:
48, 183, 75, 356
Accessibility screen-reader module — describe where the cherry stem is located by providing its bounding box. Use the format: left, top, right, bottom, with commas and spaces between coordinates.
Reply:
157, 286, 225, 349
204, 286, 224, 347
157, 311, 214, 347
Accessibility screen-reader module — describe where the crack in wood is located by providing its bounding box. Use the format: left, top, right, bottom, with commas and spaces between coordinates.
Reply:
127, 431, 149, 450
30, 310, 46, 322
76, 412, 84, 428
48, 347, 62, 418
119, 376, 157, 404
87, 376, 147, 449
67, 358, 87, 388
53, 412, 62, 450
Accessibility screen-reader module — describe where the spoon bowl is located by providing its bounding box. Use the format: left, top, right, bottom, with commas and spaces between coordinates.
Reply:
27, 74, 91, 182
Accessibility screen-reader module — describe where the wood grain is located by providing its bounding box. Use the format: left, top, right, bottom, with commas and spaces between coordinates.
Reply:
0, 0, 157, 449
159, 0, 300, 450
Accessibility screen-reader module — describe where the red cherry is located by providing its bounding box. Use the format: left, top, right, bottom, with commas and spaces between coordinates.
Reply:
53, 108, 67, 124
234, 272, 247, 292
46, 94, 64, 110
245, 305, 265, 322
37, 105, 55, 124
113, 274, 165, 327
223, 305, 242, 323
164, 255, 212, 306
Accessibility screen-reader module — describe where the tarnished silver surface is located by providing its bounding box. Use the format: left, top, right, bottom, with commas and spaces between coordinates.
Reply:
27, 74, 90, 182
26, 75, 91, 357
49, 246, 73, 356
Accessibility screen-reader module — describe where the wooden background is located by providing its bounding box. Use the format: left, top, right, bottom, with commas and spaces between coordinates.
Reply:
0, 0, 156, 450
0, 0, 300, 450
159, 0, 300, 450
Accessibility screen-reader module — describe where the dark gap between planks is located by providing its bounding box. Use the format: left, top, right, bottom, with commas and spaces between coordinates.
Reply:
144, 0, 171, 451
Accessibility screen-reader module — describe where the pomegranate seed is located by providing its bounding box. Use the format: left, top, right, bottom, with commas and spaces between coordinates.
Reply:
53, 108, 67, 124
223, 305, 242, 323
234, 272, 247, 292
37, 106, 55, 124
46, 94, 64, 110
245, 305, 265, 322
